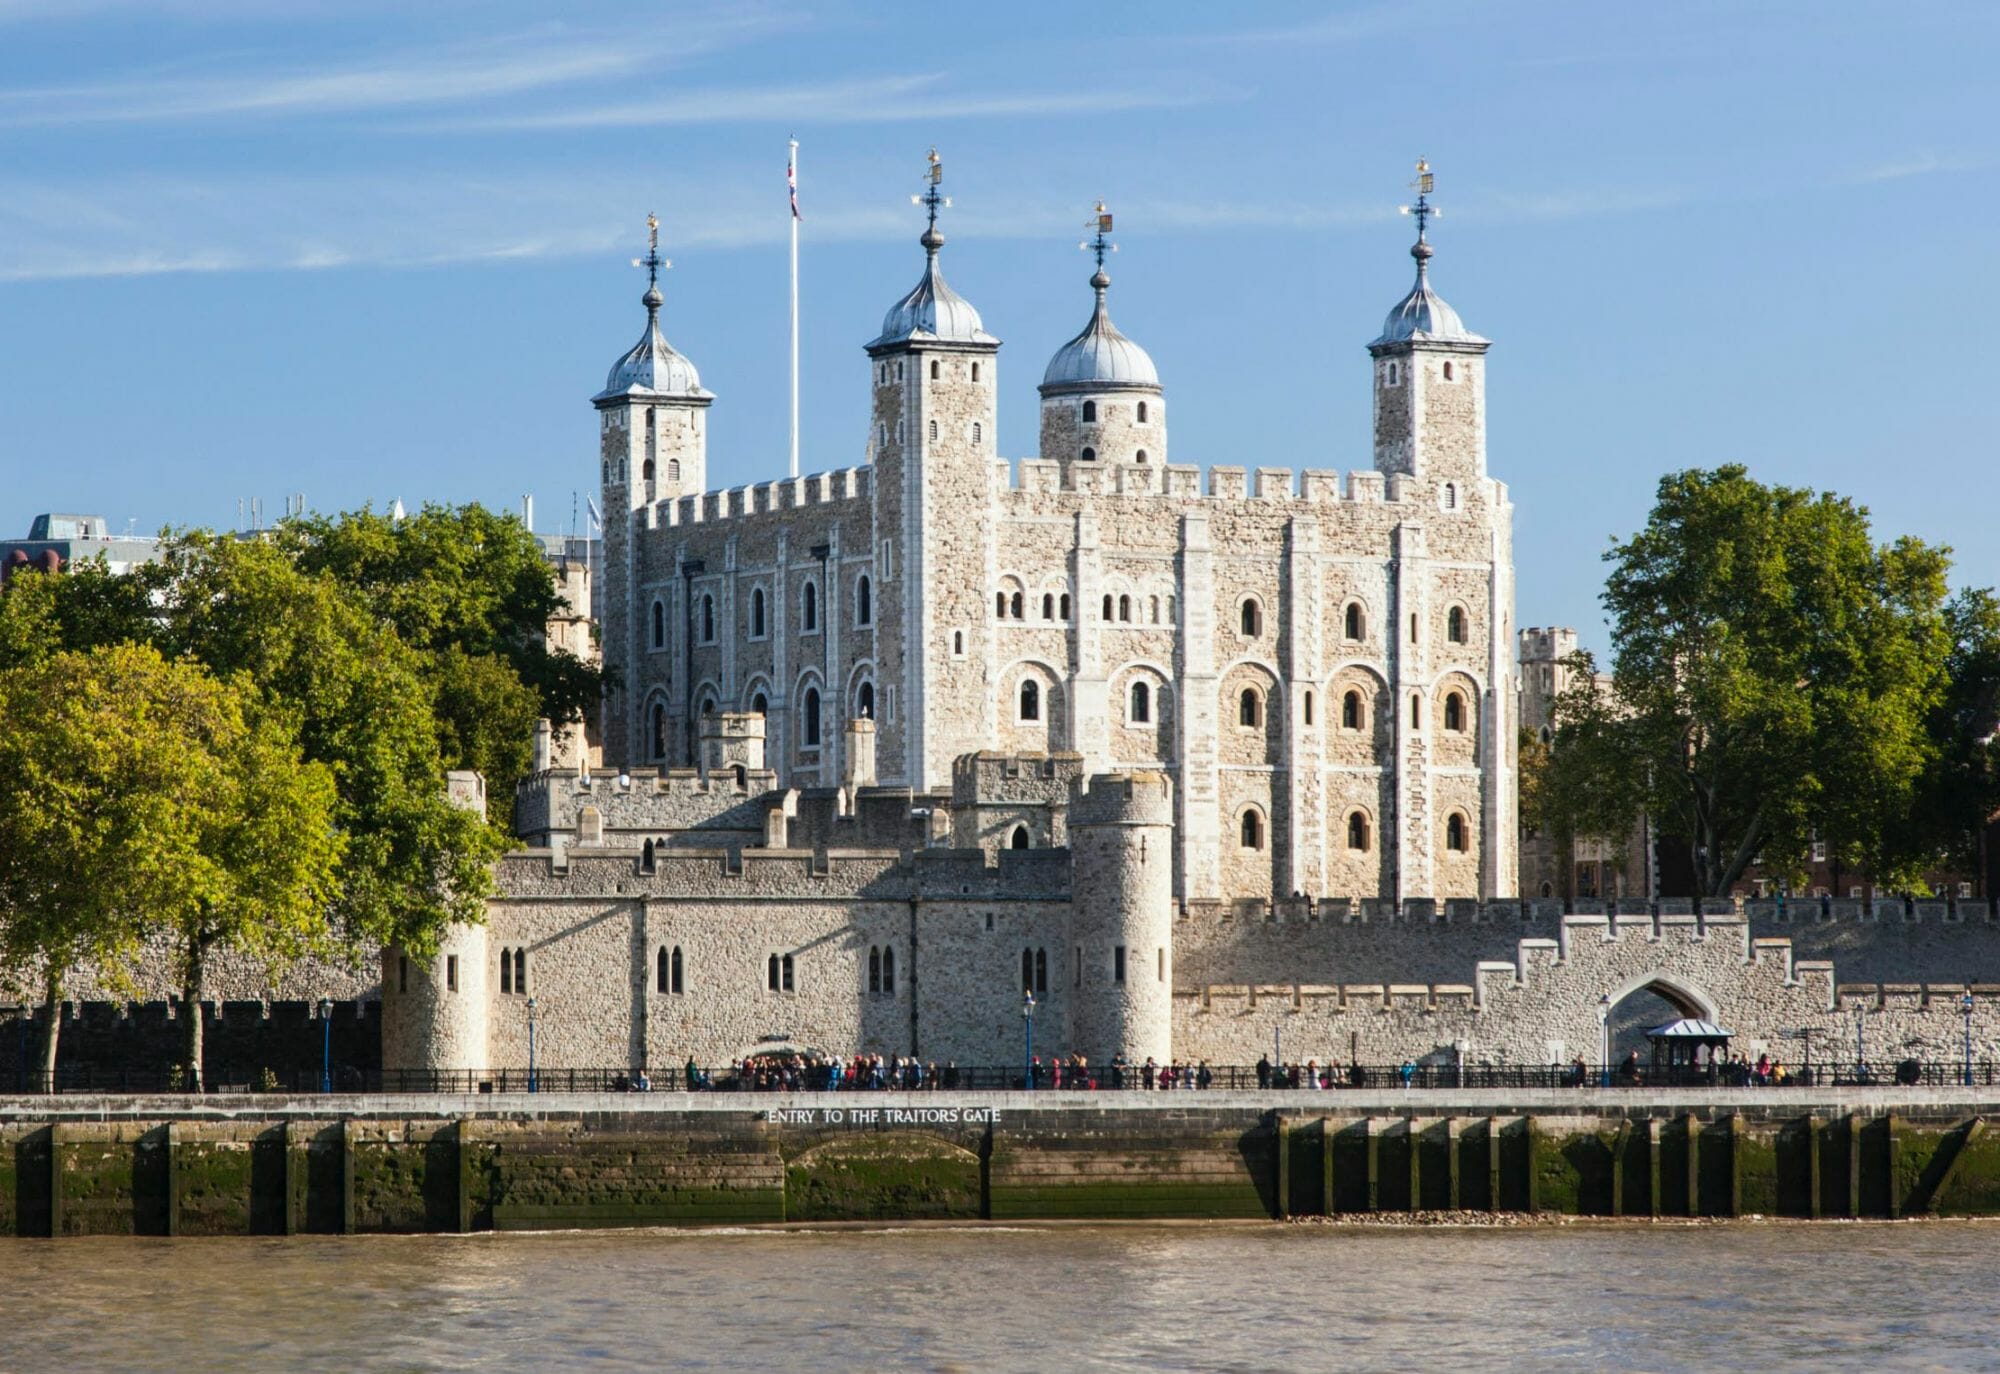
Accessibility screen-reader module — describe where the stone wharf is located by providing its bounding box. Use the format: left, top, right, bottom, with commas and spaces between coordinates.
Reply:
7, 1089, 2000, 1233
26, 158, 2000, 1091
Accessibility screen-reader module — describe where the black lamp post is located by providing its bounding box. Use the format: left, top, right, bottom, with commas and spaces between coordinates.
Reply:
528, 995, 540, 1094
1022, 989, 1036, 1091
320, 998, 333, 1094
1597, 994, 1612, 1087
1963, 990, 1976, 1087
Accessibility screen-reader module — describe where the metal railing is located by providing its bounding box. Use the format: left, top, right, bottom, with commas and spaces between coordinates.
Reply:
8, 1059, 2000, 1096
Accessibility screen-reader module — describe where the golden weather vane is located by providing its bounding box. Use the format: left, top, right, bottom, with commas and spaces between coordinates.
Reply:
631, 212, 670, 290
1080, 200, 1118, 273
912, 147, 951, 231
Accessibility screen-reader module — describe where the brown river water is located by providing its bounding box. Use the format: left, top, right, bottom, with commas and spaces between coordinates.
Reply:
1, 1221, 1993, 1372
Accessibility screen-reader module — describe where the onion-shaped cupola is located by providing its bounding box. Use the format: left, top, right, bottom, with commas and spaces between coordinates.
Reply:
1370, 161, 1485, 349
869, 150, 997, 350
1038, 203, 1165, 465
595, 215, 712, 403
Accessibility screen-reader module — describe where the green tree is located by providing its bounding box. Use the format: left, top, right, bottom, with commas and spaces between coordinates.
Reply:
1893, 589, 2000, 887
1556, 466, 1952, 897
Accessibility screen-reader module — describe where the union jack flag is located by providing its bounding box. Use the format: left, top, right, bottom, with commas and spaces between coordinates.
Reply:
788, 149, 800, 221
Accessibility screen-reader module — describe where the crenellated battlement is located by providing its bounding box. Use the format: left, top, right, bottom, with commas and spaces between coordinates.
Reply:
645, 465, 873, 530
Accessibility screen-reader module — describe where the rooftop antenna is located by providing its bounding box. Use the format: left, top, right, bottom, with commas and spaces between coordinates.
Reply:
1397, 157, 1440, 280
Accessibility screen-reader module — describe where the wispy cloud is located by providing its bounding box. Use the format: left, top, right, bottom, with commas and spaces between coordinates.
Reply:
1845, 152, 1988, 184
437, 72, 1238, 132
0, 14, 779, 125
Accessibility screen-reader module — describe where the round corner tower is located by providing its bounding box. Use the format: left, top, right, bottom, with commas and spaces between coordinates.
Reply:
382, 770, 492, 1079
1068, 770, 1175, 1065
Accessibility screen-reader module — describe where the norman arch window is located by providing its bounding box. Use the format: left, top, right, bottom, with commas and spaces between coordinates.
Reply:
1118, 595, 1131, 623
1019, 680, 1040, 722
1149, 596, 1160, 624
1347, 813, 1370, 851
1022, 947, 1048, 996
651, 599, 665, 649
930, 360, 940, 380
1443, 361, 1456, 381
1043, 593, 1055, 620
1137, 401, 1149, 423
802, 688, 822, 748
1238, 688, 1262, 728
701, 595, 715, 643
1442, 482, 1458, 511
1385, 361, 1401, 386
1446, 813, 1468, 852
856, 576, 872, 627
972, 362, 981, 382
1344, 603, 1365, 641
642, 458, 655, 482
998, 591, 1008, 619
650, 703, 668, 760
1080, 446, 1096, 462
1447, 606, 1465, 643
953, 630, 965, 656
1239, 809, 1264, 850
1342, 690, 1362, 730
657, 946, 684, 995
1136, 449, 1148, 463
1130, 681, 1151, 723
802, 580, 819, 632
1103, 594, 1114, 621
1239, 598, 1263, 636
768, 953, 795, 992
857, 680, 875, 720
1011, 591, 1024, 619
751, 587, 767, 638
1082, 400, 1098, 423
667, 458, 680, 482
1411, 693, 1423, 728
1059, 593, 1071, 620
1011, 825, 1031, 850
1444, 691, 1466, 732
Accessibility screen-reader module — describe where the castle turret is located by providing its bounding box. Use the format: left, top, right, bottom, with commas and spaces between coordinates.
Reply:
1068, 771, 1175, 1066
595, 215, 713, 766
381, 770, 491, 1078
1038, 203, 1164, 466
1368, 161, 1489, 488
863, 149, 1001, 790
698, 711, 766, 780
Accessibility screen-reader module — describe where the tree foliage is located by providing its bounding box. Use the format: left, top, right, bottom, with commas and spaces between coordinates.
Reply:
1547, 465, 1959, 896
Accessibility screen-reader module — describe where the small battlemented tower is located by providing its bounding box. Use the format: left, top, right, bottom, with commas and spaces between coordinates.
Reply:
1068, 771, 1176, 1066
1369, 160, 1489, 485
596, 215, 713, 766
1038, 203, 1165, 465
864, 149, 1002, 789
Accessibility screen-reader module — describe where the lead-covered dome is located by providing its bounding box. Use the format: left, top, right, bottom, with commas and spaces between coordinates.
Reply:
596, 282, 710, 402
1371, 239, 1485, 348
1041, 270, 1159, 392
870, 227, 997, 349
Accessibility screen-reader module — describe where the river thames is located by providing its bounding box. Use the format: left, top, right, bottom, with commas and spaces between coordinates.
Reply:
3, 1221, 1989, 1371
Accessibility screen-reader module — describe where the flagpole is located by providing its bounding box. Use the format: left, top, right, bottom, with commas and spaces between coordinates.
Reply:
789, 137, 800, 480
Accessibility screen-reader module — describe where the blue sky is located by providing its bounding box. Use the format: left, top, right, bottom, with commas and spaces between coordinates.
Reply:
0, 1, 1994, 652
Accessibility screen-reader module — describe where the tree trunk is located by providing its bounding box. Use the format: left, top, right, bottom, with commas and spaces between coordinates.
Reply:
182, 933, 207, 1094
38, 970, 61, 1094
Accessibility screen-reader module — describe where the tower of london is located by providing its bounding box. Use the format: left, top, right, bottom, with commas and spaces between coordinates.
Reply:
384, 154, 1526, 1077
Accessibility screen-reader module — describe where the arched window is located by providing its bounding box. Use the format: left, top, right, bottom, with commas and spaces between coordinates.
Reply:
658, 946, 671, 993
1443, 482, 1458, 511
1445, 692, 1465, 731
1022, 948, 1034, 995
1042, 593, 1054, 620
651, 600, 665, 649
1386, 361, 1400, 386
1344, 603, 1364, 640
1240, 809, 1263, 850
1303, 690, 1314, 726
700, 695, 715, 718
973, 422, 982, 445
672, 947, 684, 994
1136, 449, 1148, 463
1411, 693, 1423, 728
1130, 681, 1150, 723
858, 681, 875, 720
972, 362, 981, 382
869, 946, 882, 994
751, 693, 767, 714
803, 688, 821, 747
1082, 400, 1098, 423
1240, 599, 1262, 636
1081, 446, 1096, 462
1447, 606, 1465, 642
856, 576, 872, 626
1447, 813, 1468, 851
882, 946, 895, 994
1347, 813, 1370, 851
1011, 591, 1024, 619
1118, 595, 1131, 622
1019, 680, 1040, 722
1149, 596, 1160, 624
1103, 594, 1114, 621
642, 458, 656, 481
1342, 690, 1362, 729
1443, 361, 1456, 381
752, 587, 766, 638
733, 764, 746, 788
1060, 594, 1071, 620
1238, 688, 1261, 728
641, 838, 656, 872
1011, 825, 1030, 850
667, 458, 679, 482
803, 580, 818, 631
500, 948, 513, 994
1035, 948, 1048, 995
998, 591, 1009, 619
702, 595, 715, 643
930, 360, 940, 380
650, 703, 668, 760
953, 630, 965, 655
513, 948, 527, 995
929, 419, 938, 442
768, 954, 780, 991
1137, 401, 1149, 423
